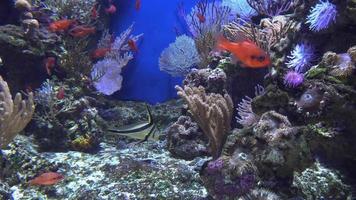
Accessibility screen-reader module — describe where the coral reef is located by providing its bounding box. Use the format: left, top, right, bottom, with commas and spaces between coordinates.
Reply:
166, 116, 208, 160
293, 162, 351, 199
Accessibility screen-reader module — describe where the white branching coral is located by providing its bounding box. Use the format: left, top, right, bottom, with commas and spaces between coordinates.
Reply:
176, 85, 233, 158
91, 24, 143, 95
0, 76, 35, 148
159, 35, 201, 77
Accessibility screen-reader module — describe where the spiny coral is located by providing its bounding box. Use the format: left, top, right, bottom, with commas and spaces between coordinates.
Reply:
0, 76, 35, 148
306, 0, 337, 32
176, 85, 233, 158
159, 35, 201, 77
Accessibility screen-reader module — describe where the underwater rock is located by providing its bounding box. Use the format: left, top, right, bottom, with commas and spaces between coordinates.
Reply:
183, 68, 227, 94
292, 162, 352, 200
223, 122, 313, 181
200, 150, 257, 199
0, 181, 11, 200
252, 84, 290, 115
1, 133, 206, 199
253, 111, 296, 144
166, 116, 209, 160
0, 135, 58, 186
0, 25, 62, 92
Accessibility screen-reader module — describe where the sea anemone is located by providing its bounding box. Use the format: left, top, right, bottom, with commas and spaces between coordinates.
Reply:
286, 42, 315, 73
283, 70, 304, 88
236, 85, 264, 127
239, 188, 281, 200
329, 53, 355, 77
296, 87, 323, 112
306, 0, 337, 32
205, 158, 225, 175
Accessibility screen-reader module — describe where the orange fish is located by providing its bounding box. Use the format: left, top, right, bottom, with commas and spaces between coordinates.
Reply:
28, 172, 64, 186
48, 19, 76, 32
56, 87, 65, 99
196, 13, 205, 23
135, 0, 141, 10
216, 36, 271, 68
91, 47, 111, 59
127, 39, 138, 52
105, 4, 117, 14
69, 25, 96, 37
44, 57, 56, 75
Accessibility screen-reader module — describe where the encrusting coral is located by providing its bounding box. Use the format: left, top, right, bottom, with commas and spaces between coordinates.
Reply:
0, 76, 35, 148
175, 85, 233, 158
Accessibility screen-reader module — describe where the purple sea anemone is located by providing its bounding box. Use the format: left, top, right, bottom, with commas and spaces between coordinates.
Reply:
306, 0, 337, 32
286, 42, 315, 73
283, 70, 304, 88
206, 158, 224, 174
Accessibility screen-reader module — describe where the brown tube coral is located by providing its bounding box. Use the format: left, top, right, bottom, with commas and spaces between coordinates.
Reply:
176, 85, 233, 158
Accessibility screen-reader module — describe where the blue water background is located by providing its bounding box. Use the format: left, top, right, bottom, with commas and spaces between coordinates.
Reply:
111, 0, 200, 104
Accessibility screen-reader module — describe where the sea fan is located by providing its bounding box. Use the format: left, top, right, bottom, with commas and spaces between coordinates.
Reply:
246, 0, 298, 17
222, 0, 257, 20
306, 0, 337, 32
286, 42, 315, 73
159, 35, 201, 77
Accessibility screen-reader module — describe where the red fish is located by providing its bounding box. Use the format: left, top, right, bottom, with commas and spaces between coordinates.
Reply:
105, 4, 117, 14
48, 19, 76, 32
56, 87, 65, 99
69, 25, 96, 37
196, 13, 205, 23
216, 36, 271, 68
91, 47, 111, 59
127, 39, 138, 52
91, 4, 99, 19
135, 0, 141, 10
44, 57, 56, 75
28, 172, 64, 186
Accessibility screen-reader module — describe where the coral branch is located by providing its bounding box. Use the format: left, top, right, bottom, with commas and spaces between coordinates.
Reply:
176, 85, 233, 158
0, 76, 35, 148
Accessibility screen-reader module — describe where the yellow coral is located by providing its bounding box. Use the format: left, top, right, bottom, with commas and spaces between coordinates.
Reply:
71, 134, 95, 152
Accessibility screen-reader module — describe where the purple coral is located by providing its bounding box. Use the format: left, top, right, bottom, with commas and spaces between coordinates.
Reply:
306, 0, 337, 32
283, 70, 304, 88
286, 42, 315, 73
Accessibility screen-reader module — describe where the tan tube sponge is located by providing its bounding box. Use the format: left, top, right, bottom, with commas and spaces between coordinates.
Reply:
0, 76, 35, 148
176, 85, 233, 158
